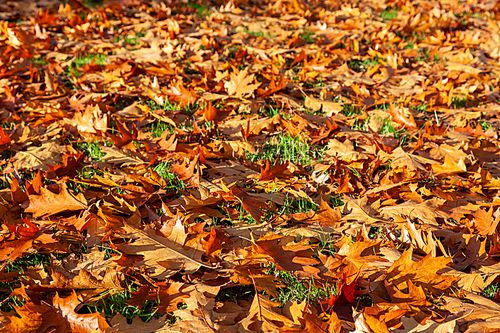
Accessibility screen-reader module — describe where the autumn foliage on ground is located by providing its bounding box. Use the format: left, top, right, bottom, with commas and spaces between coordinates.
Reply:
1, 0, 500, 331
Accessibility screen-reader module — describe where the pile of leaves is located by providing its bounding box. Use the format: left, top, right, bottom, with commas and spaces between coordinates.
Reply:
1, 0, 500, 331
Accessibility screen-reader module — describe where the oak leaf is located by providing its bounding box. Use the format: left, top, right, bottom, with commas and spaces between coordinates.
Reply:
25, 183, 87, 217
106, 314, 171, 332
13, 139, 67, 171
238, 294, 295, 332
52, 291, 110, 332
118, 220, 210, 279
342, 196, 382, 224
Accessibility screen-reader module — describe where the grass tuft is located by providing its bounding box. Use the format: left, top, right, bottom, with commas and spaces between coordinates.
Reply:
265, 263, 336, 305
75, 141, 106, 161
380, 8, 398, 21
483, 283, 500, 300
247, 133, 325, 166
378, 117, 397, 135
152, 162, 187, 193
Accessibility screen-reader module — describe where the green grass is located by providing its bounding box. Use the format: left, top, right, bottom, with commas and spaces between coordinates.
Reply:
380, 8, 398, 21
342, 105, 362, 117
247, 133, 325, 166
217, 263, 337, 308
479, 121, 491, 132
98, 244, 122, 260
185, 2, 210, 18
243, 26, 276, 39
0, 253, 66, 312
245, 29, 266, 38
351, 118, 369, 132
62, 54, 108, 80
414, 104, 428, 112
374, 103, 390, 111
73, 54, 107, 68
483, 283, 500, 300
416, 48, 430, 62
83, 0, 103, 6
75, 141, 106, 161
144, 99, 200, 117
29, 56, 49, 65
81, 279, 178, 325
281, 196, 318, 215
217, 285, 255, 304
259, 105, 281, 118
145, 99, 176, 112
316, 230, 337, 257
152, 162, 187, 193
299, 29, 316, 44
149, 120, 174, 138
112, 34, 141, 46
378, 117, 397, 134
404, 41, 416, 49
451, 97, 468, 109
264, 263, 336, 306
348, 58, 379, 72
68, 165, 105, 193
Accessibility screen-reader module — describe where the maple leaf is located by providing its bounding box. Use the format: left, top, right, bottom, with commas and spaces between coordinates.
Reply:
170, 154, 200, 187
251, 233, 319, 272
389, 147, 438, 172
258, 73, 287, 98
0, 237, 35, 268
224, 67, 261, 98
379, 197, 445, 225
203, 226, 226, 256
165, 80, 198, 107
468, 207, 500, 237
431, 155, 467, 174
30, 267, 123, 299
304, 95, 343, 116
386, 248, 460, 295
230, 186, 268, 222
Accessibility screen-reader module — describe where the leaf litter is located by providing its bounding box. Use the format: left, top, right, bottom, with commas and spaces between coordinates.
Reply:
0, 0, 500, 332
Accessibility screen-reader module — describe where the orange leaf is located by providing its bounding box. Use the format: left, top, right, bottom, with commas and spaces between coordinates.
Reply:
388, 104, 417, 129
25, 183, 87, 217
52, 291, 110, 332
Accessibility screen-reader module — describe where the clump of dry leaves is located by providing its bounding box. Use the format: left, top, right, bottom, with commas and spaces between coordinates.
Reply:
1, 0, 500, 332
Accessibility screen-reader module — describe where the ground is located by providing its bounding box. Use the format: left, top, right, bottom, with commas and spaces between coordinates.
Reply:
0, 0, 500, 332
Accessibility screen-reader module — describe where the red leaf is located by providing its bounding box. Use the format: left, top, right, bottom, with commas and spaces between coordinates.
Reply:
0, 127, 10, 146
